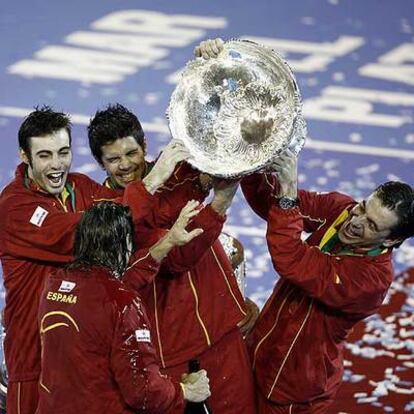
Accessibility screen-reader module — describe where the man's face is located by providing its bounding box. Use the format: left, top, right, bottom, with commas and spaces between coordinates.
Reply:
21, 128, 72, 196
100, 136, 145, 188
338, 193, 400, 249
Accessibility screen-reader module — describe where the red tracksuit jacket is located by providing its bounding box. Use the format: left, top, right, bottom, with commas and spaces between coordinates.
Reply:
242, 173, 394, 405
37, 260, 184, 414
0, 164, 153, 382
122, 162, 247, 368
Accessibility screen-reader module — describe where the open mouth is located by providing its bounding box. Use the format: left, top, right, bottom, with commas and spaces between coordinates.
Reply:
46, 172, 64, 187
117, 172, 136, 183
344, 222, 361, 239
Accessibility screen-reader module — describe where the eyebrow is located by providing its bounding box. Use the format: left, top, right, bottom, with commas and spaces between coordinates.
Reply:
362, 200, 380, 231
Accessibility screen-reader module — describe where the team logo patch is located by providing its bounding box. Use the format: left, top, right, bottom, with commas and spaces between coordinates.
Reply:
58, 280, 76, 293
135, 329, 151, 343
30, 206, 49, 227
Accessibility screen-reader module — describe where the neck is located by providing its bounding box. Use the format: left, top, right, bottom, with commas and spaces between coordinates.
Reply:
348, 243, 388, 256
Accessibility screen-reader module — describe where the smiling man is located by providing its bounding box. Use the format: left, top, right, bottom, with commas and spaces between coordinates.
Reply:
0, 106, 193, 414
88, 104, 147, 189
21, 128, 72, 195
87, 104, 257, 414
241, 150, 414, 414
194, 37, 414, 413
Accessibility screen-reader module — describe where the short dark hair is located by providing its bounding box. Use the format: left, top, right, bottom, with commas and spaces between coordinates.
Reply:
70, 201, 136, 277
375, 181, 414, 241
88, 103, 145, 165
18, 105, 72, 155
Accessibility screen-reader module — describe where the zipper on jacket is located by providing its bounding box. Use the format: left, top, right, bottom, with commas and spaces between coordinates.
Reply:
267, 300, 314, 399
210, 246, 246, 316
253, 287, 294, 369
187, 272, 211, 346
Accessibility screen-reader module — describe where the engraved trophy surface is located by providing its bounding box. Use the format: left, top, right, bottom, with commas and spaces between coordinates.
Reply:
168, 39, 306, 178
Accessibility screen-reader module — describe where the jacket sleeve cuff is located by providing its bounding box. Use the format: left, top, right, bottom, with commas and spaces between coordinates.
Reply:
271, 205, 301, 216
129, 248, 160, 272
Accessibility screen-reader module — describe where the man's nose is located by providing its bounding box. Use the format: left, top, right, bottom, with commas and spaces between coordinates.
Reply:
50, 154, 62, 169
119, 157, 131, 170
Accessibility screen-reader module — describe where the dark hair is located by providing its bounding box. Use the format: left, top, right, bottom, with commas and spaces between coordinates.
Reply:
18, 105, 72, 156
375, 181, 414, 241
88, 103, 145, 165
70, 201, 135, 277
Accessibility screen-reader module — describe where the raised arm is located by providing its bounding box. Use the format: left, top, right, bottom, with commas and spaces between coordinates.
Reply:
266, 205, 392, 314
144, 180, 238, 274
266, 149, 391, 314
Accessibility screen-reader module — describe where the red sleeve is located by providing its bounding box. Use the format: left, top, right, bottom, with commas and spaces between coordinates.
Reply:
266, 205, 392, 315
0, 197, 82, 263
123, 249, 161, 290
134, 205, 225, 274
111, 298, 184, 413
122, 180, 157, 225
161, 205, 225, 273
0, 175, 122, 264
241, 173, 275, 221
242, 172, 355, 232
146, 162, 209, 228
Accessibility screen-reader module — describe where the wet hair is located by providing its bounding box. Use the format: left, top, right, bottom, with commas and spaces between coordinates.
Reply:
18, 105, 72, 157
70, 201, 136, 278
88, 103, 145, 165
375, 181, 414, 242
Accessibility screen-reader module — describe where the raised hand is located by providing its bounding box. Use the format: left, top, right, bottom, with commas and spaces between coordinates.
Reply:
149, 200, 204, 263
166, 200, 204, 246
142, 140, 190, 194
269, 149, 298, 199
194, 38, 224, 59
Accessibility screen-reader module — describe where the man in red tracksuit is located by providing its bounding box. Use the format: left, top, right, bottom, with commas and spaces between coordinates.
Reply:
87, 104, 257, 414
37, 201, 211, 414
241, 150, 414, 413
0, 107, 193, 414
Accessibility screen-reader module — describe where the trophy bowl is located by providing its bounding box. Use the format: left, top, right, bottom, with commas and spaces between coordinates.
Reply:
167, 39, 307, 178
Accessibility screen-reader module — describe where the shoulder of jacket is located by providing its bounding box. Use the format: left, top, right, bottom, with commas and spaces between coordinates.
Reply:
68, 172, 97, 184
100, 276, 136, 306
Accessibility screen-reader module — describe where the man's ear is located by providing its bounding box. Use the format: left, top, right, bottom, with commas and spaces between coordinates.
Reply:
19, 148, 30, 165
383, 238, 403, 248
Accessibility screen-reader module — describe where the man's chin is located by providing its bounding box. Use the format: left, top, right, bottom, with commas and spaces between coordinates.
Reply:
116, 177, 137, 188
41, 182, 66, 195
47, 187, 65, 195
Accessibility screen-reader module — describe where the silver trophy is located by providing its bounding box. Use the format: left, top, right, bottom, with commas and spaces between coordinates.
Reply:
168, 39, 306, 178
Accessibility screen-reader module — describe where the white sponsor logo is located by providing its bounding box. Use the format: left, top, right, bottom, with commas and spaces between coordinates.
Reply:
29, 206, 49, 227
135, 329, 151, 343
58, 280, 76, 293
